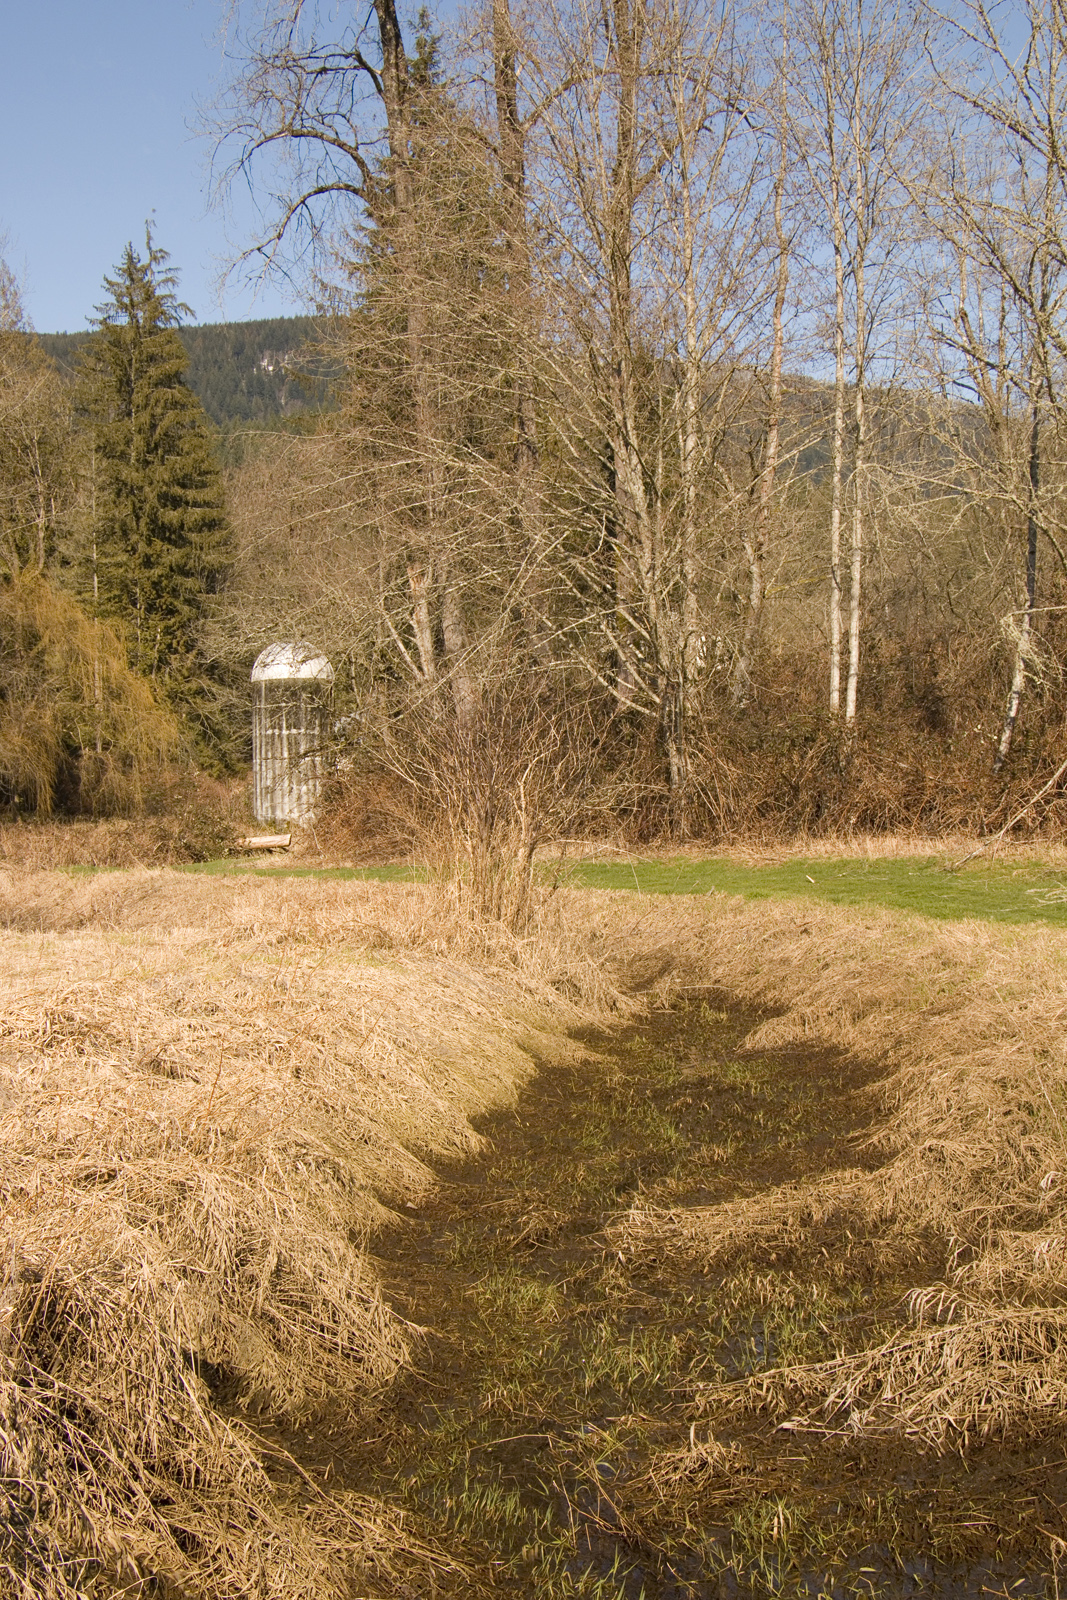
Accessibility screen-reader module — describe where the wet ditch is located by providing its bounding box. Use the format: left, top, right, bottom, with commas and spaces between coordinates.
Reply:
270, 995, 1064, 1598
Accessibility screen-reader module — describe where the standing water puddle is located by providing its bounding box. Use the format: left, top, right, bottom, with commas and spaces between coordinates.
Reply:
283, 997, 1062, 1598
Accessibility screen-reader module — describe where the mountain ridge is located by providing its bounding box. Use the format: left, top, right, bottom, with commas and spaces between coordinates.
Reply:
37, 315, 338, 427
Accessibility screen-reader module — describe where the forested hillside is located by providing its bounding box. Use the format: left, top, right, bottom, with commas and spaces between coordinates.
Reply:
38, 315, 336, 425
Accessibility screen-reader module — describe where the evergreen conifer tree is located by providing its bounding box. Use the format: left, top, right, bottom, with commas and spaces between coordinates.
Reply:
76, 233, 230, 715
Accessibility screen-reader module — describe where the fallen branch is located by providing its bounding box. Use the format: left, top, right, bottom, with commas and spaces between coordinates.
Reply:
951, 754, 1067, 870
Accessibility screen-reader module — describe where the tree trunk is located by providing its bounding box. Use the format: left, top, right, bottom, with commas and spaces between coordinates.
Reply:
844, 369, 864, 725
607, 0, 657, 718
677, 65, 703, 712
662, 679, 690, 835
407, 560, 436, 683
829, 158, 846, 720
376, 0, 476, 725
440, 553, 479, 731
732, 111, 789, 707
844, 130, 866, 728
493, 0, 550, 661
993, 390, 1040, 771
494, 0, 537, 482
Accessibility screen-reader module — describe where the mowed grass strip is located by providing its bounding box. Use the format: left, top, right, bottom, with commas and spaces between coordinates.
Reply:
568, 852, 1067, 924
177, 847, 1067, 925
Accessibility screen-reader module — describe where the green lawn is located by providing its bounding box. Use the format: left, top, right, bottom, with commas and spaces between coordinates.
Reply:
175, 850, 1067, 927
565, 853, 1067, 926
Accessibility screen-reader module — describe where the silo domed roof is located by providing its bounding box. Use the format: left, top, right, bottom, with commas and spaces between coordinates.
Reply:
251, 642, 334, 684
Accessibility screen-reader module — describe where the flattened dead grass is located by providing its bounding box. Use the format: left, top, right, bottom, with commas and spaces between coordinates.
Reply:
589, 888, 1067, 1450
0, 868, 605, 1597
8, 859, 1067, 1589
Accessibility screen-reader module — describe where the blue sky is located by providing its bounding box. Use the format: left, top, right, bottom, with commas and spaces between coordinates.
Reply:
0, 0, 298, 332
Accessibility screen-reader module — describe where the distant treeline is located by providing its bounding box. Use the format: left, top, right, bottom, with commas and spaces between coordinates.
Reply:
38, 316, 338, 426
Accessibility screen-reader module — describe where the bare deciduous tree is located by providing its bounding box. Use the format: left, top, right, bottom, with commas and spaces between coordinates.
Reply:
926, 0, 1067, 768
0, 261, 70, 583
214, 0, 500, 723
526, 0, 774, 824
790, 0, 928, 726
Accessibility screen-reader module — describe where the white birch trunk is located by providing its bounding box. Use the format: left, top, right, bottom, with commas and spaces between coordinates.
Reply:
844, 122, 866, 727
732, 98, 789, 708
828, 158, 846, 719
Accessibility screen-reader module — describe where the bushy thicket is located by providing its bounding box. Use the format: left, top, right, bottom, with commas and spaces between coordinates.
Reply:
0, 238, 236, 819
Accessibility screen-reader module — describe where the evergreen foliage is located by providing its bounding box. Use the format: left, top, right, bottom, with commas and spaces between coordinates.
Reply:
179, 317, 335, 425
75, 235, 232, 712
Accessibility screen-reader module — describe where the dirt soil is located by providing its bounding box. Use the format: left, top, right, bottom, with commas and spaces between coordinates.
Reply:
252, 996, 1066, 1599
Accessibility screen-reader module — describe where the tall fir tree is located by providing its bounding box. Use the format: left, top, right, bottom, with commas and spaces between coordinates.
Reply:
76, 233, 230, 717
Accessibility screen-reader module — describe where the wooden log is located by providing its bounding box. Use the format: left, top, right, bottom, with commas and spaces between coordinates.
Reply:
237, 833, 292, 851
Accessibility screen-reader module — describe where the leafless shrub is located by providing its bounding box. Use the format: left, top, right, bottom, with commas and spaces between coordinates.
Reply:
325, 670, 605, 933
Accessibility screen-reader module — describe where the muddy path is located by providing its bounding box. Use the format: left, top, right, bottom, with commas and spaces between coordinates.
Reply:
271, 998, 1064, 1598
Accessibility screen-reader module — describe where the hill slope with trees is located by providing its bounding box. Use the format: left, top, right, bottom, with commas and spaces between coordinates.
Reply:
39, 315, 336, 425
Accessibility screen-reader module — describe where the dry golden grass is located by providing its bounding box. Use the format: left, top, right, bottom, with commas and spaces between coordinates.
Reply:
0, 817, 142, 868
8, 857, 1067, 1590
564, 829, 1067, 868
0, 779, 243, 869
586, 887, 1067, 1450
732, 830, 1067, 868
0, 868, 610, 1597
714, 1301, 1067, 1451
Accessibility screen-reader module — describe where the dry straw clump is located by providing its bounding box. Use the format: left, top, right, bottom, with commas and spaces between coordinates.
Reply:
0, 775, 242, 869
0, 868, 599, 1598
585, 887, 1067, 1452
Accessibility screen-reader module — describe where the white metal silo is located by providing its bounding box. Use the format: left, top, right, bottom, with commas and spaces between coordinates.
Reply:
251, 643, 335, 826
